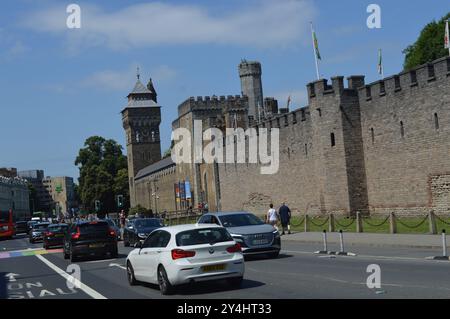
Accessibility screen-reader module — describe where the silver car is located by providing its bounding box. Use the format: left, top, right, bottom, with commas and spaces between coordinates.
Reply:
197, 211, 281, 258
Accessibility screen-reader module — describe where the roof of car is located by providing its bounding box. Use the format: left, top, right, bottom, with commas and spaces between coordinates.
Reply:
48, 223, 68, 227
74, 220, 109, 225
159, 223, 223, 234
203, 211, 252, 217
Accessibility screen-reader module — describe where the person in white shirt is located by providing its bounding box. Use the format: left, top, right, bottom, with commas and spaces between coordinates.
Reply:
266, 204, 279, 230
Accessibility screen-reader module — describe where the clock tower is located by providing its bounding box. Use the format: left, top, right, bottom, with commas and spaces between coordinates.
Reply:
122, 71, 161, 207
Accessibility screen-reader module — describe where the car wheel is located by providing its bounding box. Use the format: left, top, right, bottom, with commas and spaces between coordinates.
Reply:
127, 261, 137, 286
268, 251, 280, 259
228, 276, 243, 288
63, 249, 70, 259
158, 266, 175, 295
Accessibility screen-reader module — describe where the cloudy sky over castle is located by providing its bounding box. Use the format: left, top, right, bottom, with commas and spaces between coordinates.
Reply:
0, 0, 445, 178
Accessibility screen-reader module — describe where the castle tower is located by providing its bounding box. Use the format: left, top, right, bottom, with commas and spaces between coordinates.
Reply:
122, 72, 162, 207
238, 60, 263, 123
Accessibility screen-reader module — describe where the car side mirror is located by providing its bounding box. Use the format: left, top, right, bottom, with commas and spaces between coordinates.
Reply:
134, 242, 142, 249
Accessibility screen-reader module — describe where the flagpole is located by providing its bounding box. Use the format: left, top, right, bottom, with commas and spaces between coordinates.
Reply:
310, 22, 320, 80
446, 19, 450, 56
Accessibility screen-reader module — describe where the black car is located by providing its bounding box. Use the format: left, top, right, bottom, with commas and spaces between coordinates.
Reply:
43, 224, 69, 249
63, 220, 118, 262
29, 222, 50, 243
123, 218, 163, 247
14, 221, 28, 234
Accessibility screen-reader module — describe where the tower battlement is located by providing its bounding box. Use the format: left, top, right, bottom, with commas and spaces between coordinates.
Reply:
177, 95, 249, 117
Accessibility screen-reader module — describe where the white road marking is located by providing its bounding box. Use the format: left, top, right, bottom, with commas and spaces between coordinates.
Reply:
6, 273, 19, 282
35, 254, 107, 299
109, 263, 126, 270
85, 258, 117, 264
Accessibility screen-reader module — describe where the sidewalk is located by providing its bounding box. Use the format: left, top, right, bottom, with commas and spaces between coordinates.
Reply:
281, 231, 446, 249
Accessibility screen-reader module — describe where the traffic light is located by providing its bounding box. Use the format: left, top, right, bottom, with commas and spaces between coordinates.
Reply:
117, 195, 124, 208
94, 200, 101, 212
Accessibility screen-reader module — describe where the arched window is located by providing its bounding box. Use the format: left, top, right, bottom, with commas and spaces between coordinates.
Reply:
400, 121, 404, 138
305, 143, 308, 156
434, 113, 439, 130
331, 133, 336, 147
371, 128, 374, 144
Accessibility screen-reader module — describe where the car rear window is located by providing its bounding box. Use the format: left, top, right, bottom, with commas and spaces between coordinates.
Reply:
78, 222, 109, 233
176, 228, 233, 246
34, 224, 49, 230
48, 225, 68, 232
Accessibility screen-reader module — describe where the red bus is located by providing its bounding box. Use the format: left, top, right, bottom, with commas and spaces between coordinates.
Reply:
0, 209, 15, 239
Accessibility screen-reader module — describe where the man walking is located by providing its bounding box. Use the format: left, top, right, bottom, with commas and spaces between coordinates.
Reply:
278, 202, 292, 235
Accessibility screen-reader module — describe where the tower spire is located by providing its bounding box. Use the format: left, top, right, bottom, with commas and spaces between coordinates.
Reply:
137, 66, 140, 80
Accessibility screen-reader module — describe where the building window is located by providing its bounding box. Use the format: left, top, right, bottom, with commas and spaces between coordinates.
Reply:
317, 108, 322, 117
305, 144, 308, 156
394, 76, 401, 91
400, 121, 405, 138
434, 113, 439, 130
331, 133, 336, 147
371, 128, 374, 144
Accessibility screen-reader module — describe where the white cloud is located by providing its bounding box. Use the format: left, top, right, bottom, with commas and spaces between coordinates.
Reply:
21, 1, 317, 50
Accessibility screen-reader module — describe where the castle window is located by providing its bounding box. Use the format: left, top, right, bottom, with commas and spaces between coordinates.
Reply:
365, 86, 372, 100
379, 81, 385, 95
410, 70, 417, 85
330, 133, 336, 147
305, 144, 308, 156
292, 112, 297, 124
434, 113, 439, 130
427, 64, 435, 79
394, 76, 401, 91
284, 115, 288, 126
400, 121, 405, 138
371, 128, 374, 144
317, 108, 322, 117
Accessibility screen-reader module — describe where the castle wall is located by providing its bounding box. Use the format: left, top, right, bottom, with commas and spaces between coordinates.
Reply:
218, 108, 321, 216
359, 57, 450, 215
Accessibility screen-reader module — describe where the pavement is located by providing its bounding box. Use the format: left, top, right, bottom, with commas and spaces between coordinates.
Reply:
1, 232, 450, 299
282, 231, 447, 249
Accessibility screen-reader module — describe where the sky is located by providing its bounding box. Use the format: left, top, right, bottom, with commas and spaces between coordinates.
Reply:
0, 0, 447, 181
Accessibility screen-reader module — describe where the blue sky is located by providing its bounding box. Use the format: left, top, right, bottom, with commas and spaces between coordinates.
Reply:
0, 0, 447, 181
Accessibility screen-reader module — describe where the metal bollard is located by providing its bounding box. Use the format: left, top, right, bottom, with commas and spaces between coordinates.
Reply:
322, 229, 328, 252
443, 229, 447, 257
339, 230, 345, 253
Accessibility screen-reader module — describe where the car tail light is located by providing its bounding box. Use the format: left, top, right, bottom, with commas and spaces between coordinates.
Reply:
171, 249, 196, 260
46, 232, 54, 237
226, 243, 242, 253
71, 227, 80, 240
108, 228, 116, 237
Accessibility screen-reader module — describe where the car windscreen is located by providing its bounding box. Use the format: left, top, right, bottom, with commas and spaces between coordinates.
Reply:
48, 225, 68, 232
78, 222, 109, 233
34, 224, 50, 231
176, 228, 233, 246
218, 213, 265, 227
105, 219, 116, 227
134, 219, 163, 228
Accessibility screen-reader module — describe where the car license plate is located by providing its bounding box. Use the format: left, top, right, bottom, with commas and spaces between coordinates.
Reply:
89, 243, 103, 248
202, 264, 226, 272
252, 239, 269, 245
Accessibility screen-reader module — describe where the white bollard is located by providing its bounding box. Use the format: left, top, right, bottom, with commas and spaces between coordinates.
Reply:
442, 229, 447, 257
339, 230, 345, 253
323, 229, 328, 252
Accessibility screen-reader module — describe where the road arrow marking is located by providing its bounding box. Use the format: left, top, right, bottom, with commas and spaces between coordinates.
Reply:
6, 273, 19, 282
109, 263, 126, 270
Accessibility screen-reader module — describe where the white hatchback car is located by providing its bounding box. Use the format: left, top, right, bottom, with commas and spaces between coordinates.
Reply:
126, 224, 245, 295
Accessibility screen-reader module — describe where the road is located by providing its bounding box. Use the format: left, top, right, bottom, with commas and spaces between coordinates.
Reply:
1, 233, 450, 299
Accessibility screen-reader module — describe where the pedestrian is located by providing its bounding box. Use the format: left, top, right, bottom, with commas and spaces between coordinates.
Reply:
149, 209, 154, 218
203, 203, 209, 214
278, 202, 292, 235
120, 210, 126, 228
266, 204, 279, 230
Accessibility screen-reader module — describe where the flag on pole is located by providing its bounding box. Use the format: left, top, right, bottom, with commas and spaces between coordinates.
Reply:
445, 19, 449, 49
377, 49, 383, 77
312, 28, 321, 60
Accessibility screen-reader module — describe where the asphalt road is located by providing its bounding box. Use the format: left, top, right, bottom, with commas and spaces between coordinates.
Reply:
1, 233, 450, 299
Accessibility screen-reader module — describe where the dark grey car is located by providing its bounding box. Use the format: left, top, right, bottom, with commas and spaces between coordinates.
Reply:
197, 211, 281, 258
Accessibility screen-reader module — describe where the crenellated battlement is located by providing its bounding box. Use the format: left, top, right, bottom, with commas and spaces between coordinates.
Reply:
307, 75, 366, 100
177, 95, 249, 117
252, 106, 311, 132
359, 56, 450, 101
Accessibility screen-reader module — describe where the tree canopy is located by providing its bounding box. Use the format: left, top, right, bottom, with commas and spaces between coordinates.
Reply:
75, 136, 129, 214
403, 13, 450, 70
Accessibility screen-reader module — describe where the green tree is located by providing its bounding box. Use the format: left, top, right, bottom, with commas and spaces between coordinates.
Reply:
75, 136, 129, 214
403, 13, 450, 70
